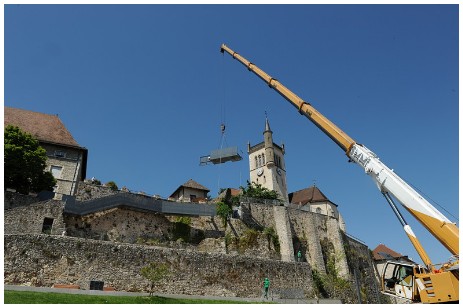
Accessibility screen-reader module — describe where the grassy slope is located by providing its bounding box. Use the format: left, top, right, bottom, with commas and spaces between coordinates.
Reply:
4, 290, 254, 304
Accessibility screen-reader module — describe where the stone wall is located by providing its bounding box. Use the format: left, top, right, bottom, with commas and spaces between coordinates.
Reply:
4, 234, 313, 298
64, 208, 173, 243
3, 187, 381, 302
344, 236, 383, 303
75, 182, 121, 202
4, 190, 40, 210
240, 202, 276, 230
287, 208, 326, 273
4, 199, 66, 236
273, 206, 294, 262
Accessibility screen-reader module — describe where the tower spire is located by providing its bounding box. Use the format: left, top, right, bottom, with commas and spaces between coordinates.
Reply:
264, 114, 274, 166
265, 112, 272, 133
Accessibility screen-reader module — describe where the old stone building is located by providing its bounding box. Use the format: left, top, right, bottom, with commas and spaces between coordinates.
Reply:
4, 107, 88, 199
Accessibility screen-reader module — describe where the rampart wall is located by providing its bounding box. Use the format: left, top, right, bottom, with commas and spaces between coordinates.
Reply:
4, 234, 313, 298
4, 185, 381, 302
5, 199, 66, 236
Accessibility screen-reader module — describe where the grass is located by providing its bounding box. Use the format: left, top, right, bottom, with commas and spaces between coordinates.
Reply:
4, 290, 254, 304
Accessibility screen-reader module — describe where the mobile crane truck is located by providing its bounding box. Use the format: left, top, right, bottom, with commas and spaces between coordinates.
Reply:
220, 43, 458, 303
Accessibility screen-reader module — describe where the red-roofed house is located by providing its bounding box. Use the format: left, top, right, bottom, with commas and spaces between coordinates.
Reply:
4, 106, 88, 199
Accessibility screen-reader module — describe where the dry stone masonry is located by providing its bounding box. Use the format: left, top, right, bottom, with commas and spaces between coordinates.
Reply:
3, 183, 381, 303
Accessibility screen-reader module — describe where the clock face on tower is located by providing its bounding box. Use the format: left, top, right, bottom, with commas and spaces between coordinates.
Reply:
257, 168, 264, 176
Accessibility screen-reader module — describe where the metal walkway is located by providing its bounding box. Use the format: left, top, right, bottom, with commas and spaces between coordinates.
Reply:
63, 193, 216, 217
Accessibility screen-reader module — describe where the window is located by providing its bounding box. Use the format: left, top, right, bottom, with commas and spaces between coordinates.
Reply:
54, 150, 66, 158
262, 155, 265, 165
255, 156, 258, 168
316, 207, 322, 214
42, 217, 54, 234
258, 155, 262, 167
50, 166, 63, 179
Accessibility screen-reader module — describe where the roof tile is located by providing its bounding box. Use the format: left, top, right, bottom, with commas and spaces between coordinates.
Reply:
4, 106, 82, 148
288, 186, 330, 205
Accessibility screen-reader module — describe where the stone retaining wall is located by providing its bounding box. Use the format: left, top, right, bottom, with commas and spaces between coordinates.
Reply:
4, 199, 66, 236
4, 191, 40, 210
4, 234, 313, 298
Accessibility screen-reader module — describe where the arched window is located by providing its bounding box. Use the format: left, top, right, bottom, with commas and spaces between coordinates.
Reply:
316, 207, 322, 214
262, 155, 265, 165
258, 155, 262, 167
255, 156, 258, 168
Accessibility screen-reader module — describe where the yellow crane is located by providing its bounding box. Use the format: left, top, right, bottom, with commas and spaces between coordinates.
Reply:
220, 43, 458, 303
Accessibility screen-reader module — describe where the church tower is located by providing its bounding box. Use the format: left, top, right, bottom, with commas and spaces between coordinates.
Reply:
248, 117, 289, 204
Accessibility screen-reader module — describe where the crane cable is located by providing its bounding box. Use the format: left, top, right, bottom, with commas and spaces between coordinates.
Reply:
217, 54, 228, 194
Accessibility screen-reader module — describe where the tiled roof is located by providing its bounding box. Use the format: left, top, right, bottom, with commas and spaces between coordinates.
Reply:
372, 244, 404, 261
4, 106, 82, 148
288, 186, 330, 205
215, 188, 242, 201
169, 179, 210, 199
181, 179, 210, 192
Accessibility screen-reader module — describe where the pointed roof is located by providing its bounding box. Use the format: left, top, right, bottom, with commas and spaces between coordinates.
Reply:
264, 116, 272, 133
372, 244, 405, 261
181, 179, 210, 191
4, 106, 83, 148
169, 179, 210, 199
288, 185, 331, 205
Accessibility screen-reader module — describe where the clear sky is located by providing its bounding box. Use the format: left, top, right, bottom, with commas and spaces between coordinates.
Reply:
4, 3, 459, 266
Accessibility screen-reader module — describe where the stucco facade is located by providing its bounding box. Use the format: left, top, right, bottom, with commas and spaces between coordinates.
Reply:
248, 118, 289, 203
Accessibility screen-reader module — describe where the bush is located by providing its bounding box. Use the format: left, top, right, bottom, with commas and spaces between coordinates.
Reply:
240, 181, 279, 200
105, 181, 119, 191
239, 229, 259, 252
172, 217, 191, 242
263, 227, 280, 252
216, 202, 232, 227
140, 262, 169, 296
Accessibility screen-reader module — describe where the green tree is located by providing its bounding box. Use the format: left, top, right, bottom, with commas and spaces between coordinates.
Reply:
240, 180, 279, 200
140, 262, 169, 296
216, 201, 232, 227
4, 125, 56, 194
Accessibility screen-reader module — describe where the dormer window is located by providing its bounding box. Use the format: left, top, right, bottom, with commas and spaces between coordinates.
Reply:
54, 150, 66, 158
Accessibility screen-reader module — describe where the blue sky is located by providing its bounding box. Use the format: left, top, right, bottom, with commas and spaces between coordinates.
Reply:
4, 4, 459, 266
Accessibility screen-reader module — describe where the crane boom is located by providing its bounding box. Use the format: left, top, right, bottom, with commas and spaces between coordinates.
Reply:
220, 44, 355, 153
220, 44, 459, 260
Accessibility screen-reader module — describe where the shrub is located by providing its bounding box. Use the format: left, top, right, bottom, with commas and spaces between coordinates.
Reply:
140, 262, 169, 296
216, 202, 232, 227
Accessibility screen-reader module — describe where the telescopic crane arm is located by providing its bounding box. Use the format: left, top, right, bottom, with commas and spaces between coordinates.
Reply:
220, 44, 355, 153
220, 44, 459, 266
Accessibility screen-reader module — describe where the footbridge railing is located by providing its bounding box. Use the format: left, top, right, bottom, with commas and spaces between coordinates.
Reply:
63, 193, 216, 217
